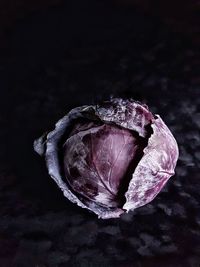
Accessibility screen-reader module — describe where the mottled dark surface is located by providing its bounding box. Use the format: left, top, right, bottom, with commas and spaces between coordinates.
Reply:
0, 1, 200, 266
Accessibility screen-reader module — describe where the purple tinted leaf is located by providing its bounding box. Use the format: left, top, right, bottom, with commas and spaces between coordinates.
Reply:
123, 115, 179, 211
96, 98, 153, 137
63, 124, 139, 208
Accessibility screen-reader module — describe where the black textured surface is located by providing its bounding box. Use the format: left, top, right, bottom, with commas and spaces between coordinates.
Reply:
0, 1, 200, 266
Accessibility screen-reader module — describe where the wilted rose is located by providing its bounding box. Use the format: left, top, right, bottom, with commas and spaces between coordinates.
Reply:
34, 98, 179, 219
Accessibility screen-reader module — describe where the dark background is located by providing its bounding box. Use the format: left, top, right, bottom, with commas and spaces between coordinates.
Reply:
0, 0, 200, 266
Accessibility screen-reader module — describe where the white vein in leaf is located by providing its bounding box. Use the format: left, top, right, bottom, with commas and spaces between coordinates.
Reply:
90, 131, 115, 197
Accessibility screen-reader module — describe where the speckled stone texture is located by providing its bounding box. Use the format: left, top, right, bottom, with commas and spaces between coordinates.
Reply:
0, 1, 200, 266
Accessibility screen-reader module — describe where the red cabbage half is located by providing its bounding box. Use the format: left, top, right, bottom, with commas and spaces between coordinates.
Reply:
34, 98, 179, 219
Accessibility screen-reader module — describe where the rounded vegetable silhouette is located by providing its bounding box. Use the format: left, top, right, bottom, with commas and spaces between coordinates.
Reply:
34, 98, 179, 219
